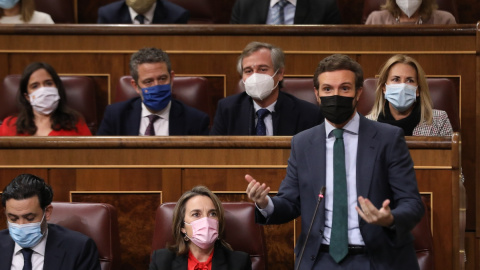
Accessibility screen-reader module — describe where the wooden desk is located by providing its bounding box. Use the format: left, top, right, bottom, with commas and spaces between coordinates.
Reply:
0, 135, 463, 269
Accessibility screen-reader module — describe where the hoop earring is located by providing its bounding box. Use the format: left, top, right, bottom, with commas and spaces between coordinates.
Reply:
184, 234, 189, 242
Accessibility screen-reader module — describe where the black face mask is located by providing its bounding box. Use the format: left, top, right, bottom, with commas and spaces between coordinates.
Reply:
320, 95, 356, 125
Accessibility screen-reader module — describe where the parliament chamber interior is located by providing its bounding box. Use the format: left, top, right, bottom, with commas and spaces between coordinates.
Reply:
0, 0, 479, 269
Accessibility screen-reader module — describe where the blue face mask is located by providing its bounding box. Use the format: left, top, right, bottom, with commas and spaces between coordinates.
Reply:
384, 83, 418, 112
0, 0, 20, 9
8, 212, 46, 248
141, 84, 172, 112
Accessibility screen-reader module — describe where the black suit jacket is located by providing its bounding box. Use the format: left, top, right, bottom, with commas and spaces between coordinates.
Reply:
0, 224, 100, 270
210, 91, 323, 135
149, 243, 252, 270
230, 0, 341, 24
97, 0, 189, 24
256, 115, 423, 269
97, 97, 209, 135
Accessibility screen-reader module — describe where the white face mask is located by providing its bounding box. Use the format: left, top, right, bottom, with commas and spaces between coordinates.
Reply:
243, 71, 279, 101
396, 0, 422, 18
384, 83, 418, 112
28, 87, 60, 115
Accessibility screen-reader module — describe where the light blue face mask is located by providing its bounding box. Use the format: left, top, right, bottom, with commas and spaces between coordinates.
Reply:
384, 83, 418, 112
0, 0, 20, 9
8, 212, 46, 248
141, 84, 172, 112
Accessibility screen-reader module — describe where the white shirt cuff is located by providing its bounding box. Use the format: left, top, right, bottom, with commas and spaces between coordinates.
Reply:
256, 196, 274, 218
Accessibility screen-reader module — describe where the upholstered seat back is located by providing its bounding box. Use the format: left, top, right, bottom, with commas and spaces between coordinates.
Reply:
49, 202, 121, 270
35, 0, 76, 23
0, 75, 98, 134
360, 78, 460, 131
152, 202, 267, 270
115, 75, 210, 117
412, 197, 434, 270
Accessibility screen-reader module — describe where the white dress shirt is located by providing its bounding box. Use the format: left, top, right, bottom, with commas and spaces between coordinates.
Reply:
128, 3, 156, 24
253, 100, 276, 136
139, 101, 170, 136
11, 230, 48, 270
266, 0, 296, 25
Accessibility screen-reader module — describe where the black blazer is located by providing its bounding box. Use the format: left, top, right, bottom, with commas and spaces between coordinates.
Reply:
0, 224, 101, 270
97, 0, 189, 24
210, 91, 323, 135
97, 97, 209, 135
230, 0, 341, 24
149, 243, 252, 270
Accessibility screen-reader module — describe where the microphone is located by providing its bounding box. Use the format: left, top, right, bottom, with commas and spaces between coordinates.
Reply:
295, 186, 326, 270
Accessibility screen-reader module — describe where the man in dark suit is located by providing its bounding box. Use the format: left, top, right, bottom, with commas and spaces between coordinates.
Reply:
0, 174, 100, 270
210, 41, 323, 135
97, 0, 189, 24
230, 0, 341, 24
245, 54, 424, 269
97, 47, 209, 136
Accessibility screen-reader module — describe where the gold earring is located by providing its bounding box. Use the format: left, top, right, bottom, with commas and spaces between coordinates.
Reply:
184, 234, 189, 242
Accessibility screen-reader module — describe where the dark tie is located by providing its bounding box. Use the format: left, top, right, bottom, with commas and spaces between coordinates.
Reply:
329, 129, 348, 263
255, 109, 270, 135
145, 114, 160, 136
21, 248, 33, 270
135, 14, 145, 24
272, 0, 288, 25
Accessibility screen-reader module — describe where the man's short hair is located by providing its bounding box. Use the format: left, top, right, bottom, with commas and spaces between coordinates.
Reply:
313, 54, 364, 90
236, 41, 285, 75
130, 47, 172, 84
2, 174, 53, 209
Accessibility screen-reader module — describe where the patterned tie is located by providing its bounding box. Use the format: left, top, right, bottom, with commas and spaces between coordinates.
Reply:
145, 114, 160, 136
271, 0, 288, 25
255, 109, 270, 135
21, 248, 33, 270
135, 14, 145, 24
329, 129, 349, 263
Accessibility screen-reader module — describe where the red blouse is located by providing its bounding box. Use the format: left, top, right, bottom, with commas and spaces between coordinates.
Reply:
188, 250, 214, 270
0, 116, 92, 136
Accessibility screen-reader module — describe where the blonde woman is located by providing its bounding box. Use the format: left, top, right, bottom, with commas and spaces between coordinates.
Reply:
367, 54, 452, 136
365, 0, 456, 25
0, 0, 54, 24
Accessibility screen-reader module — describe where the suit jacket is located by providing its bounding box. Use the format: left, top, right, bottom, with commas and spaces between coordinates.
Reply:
210, 91, 323, 135
230, 0, 341, 24
97, 0, 189, 24
0, 223, 100, 270
149, 243, 252, 270
96, 97, 209, 135
256, 114, 424, 269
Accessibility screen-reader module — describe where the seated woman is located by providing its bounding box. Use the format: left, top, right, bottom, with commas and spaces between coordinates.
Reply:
0, 0, 54, 24
365, 0, 456, 25
149, 186, 252, 270
0, 62, 91, 136
366, 54, 453, 136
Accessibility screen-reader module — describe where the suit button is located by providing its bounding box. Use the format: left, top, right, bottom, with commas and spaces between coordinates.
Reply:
310, 255, 316, 261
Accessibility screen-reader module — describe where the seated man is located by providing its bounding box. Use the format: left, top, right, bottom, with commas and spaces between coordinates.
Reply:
97, 0, 189, 24
230, 0, 341, 24
97, 47, 209, 136
210, 41, 323, 136
0, 174, 101, 270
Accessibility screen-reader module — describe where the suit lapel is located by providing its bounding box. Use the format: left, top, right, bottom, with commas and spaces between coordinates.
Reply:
238, 96, 255, 135
152, 0, 167, 23
211, 245, 228, 270
255, 0, 270, 24
306, 124, 327, 200
356, 116, 378, 199
125, 98, 142, 135
0, 232, 14, 269
169, 100, 184, 135
293, 0, 309, 23
273, 92, 297, 135
119, 2, 134, 23
171, 253, 188, 269
43, 225, 66, 270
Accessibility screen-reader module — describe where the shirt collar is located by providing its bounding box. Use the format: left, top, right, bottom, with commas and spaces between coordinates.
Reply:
141, 100, 171, 120
14, 228, 48, 257
325, 112, 360, 138
252, 100, 276, 114
128, 2, 157, 24
270, 0, 296, 7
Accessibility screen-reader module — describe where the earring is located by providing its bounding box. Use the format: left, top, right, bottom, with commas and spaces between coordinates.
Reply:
184, 234, 189, 242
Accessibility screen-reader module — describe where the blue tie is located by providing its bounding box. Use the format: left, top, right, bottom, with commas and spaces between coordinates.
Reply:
135, 14, 145, 24
329, 129, 349, 263
256, 109, 270, 135
21, 248, 33, 270
271, 0, 288, 25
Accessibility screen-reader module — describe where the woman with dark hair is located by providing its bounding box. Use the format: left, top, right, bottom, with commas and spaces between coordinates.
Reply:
365, 0, 456, 24
149, 186, 252, 270
0, 0, 54, 24
0, 62, 91, 136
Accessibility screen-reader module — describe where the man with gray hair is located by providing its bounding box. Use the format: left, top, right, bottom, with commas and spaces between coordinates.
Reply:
210, 41, 323, 135
97, 47, 209, 135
